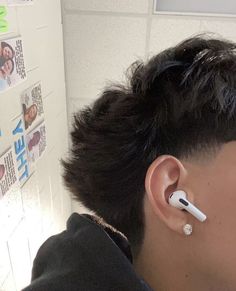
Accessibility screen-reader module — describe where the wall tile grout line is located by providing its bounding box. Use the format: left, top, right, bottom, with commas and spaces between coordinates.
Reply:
6, 242, 17, 291
144, 0, 154, 59
63, 9, 149, 18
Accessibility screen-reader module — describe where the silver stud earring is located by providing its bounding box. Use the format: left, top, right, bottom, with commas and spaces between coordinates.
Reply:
183, 224, 193, 236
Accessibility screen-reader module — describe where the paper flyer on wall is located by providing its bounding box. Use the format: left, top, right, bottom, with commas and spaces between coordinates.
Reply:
21, 82, 44, 132
0, 147, 18, 199
11, 114, 32, 187
26, 122, 46, 166
7, 0, 34, 5
0, 36, 26, 92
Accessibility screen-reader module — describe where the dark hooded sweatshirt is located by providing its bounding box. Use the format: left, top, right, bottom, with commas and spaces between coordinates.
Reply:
22, 213, 153, 291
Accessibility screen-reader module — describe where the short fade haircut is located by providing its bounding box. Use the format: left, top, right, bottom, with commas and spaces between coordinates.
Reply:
62, 34, 236, 256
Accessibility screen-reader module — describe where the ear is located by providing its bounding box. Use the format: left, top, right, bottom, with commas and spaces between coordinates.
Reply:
145, 155, 190, 235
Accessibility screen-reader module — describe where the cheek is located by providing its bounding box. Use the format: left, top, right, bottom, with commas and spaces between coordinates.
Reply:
209, 171, 236, 219
198, 174, 236, 275
204, 172, 236, 234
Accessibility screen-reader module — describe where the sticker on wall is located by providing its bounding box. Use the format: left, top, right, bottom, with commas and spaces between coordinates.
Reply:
0, 6, 8, 33
21, 82, 44, 132
0, 147, 18, 199
26, 122, 46, 166
0, 5, 18, 35
7, 0, 33, 5
0, 36, 27, 93
11, 115, 32, 186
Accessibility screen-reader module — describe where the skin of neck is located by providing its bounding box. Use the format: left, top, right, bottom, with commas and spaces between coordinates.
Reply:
133, 195, 228, 291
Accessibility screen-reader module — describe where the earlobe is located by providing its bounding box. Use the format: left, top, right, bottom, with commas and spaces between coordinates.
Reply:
145, 155, 189, 235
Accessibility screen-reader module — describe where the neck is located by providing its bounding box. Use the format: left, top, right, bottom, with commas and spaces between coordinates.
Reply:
133, 227, 231, 291
133, 241, 195, 291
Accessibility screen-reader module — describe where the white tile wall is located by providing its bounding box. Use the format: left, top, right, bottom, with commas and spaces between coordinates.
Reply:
34, 0, 62, 28
0, 271, 15, 291
0, 0, 72, 290
21, 174, 43, 261
7, 219, 31, 291
38, 24, 66, 98
200, 18, 236, 40
0, 185, 23, 240
8, 219, 31, 290
149, 16, 202, 54
63, 14, 147, 100
0, 243, 11, 288
63, 0, 149, 14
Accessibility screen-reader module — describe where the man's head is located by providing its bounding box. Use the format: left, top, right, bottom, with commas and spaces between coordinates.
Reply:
63, 34, 236, 288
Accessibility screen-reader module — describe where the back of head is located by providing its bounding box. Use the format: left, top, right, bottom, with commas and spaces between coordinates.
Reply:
62, 34, 236, 256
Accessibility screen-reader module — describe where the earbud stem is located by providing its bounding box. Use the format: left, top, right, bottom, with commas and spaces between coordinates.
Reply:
181, 201, 207, 222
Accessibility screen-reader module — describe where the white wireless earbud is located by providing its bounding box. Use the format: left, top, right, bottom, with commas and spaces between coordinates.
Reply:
168, 190, 207, 222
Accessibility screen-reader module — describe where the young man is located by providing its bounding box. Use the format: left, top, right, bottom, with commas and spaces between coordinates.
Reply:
24, 35, 236, 291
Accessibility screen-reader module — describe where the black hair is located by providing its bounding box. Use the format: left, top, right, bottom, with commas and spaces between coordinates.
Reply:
62, 34, 236, 256
1, 41, 15, 59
